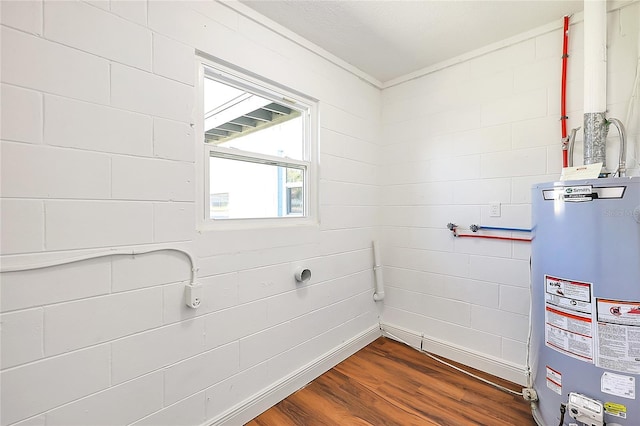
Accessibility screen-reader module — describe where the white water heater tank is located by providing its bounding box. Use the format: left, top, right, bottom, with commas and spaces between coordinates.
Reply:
531, 177, 640, 426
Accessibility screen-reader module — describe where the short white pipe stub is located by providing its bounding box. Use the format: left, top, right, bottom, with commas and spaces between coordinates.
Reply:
294, 267, 311, 283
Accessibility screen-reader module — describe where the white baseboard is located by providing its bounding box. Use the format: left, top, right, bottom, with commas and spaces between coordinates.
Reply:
207, 325, 381, 426
380, 322, 528, 386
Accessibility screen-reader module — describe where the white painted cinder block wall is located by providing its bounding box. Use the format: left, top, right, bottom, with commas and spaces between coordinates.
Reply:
1, 1, 639, 425
0, 1, 381, 425
380, 2, 640, 384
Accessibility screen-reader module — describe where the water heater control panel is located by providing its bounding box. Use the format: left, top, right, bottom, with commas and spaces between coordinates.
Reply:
567, 392, 604, 426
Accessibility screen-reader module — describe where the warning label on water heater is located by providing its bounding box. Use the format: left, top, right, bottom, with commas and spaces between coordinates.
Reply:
544, 275, 594, 363
596, 298, 640, 375
545, 306, 594, 362
546, 366, 562, 395
545, 275, 592, 313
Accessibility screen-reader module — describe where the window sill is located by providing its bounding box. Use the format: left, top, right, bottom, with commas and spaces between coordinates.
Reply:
197, 215, 319, 233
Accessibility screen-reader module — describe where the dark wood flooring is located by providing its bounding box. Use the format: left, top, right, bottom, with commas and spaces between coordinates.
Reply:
247, 337, 536, 425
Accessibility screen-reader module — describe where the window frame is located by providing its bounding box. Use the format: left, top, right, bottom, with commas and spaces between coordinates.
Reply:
196, 56, 319, 230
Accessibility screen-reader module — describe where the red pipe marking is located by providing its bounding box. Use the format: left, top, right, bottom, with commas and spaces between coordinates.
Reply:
455, 233, 532, 242
561, 15, 570, 168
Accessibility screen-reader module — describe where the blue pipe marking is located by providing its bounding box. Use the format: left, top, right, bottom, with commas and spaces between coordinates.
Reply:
478, 225, 532, 233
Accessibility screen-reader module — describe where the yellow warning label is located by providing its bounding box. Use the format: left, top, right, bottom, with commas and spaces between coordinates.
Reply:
604, 402, 627, 419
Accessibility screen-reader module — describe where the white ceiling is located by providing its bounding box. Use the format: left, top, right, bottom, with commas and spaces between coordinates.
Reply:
239, 0, 584, 84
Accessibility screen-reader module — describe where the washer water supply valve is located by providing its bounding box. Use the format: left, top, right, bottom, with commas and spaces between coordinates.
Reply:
566, 392, 604, 426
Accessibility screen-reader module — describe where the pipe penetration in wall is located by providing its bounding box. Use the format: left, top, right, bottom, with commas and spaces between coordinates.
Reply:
0, 246, 202, 308
294, 267, 312, 284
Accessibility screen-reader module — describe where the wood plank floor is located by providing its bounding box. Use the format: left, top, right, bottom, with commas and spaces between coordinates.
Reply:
247, 337, 536, 425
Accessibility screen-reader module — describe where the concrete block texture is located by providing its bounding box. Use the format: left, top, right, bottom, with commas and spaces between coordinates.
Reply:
1, 1, 638, 426
1, 27, 109, 103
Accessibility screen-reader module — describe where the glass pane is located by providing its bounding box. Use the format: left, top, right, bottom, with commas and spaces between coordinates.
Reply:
204, 75, 304, 160
209, 156, 305, 219
287, 187, 303, 215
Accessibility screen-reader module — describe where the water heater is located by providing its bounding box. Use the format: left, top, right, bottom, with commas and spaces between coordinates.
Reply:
531, 177, 640, 426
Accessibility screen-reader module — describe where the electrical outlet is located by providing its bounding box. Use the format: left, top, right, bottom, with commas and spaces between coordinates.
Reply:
489, 203, 501, 217
185, 282, 202, 309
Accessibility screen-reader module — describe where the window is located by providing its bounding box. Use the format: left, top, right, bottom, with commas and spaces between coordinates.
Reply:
210, 192, 229, 218
198, 59, 317, 226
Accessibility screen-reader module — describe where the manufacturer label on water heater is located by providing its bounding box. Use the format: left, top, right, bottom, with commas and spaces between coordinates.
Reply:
563, 185, 594, 202
542, 185, 626, 202
601, 371, 635, 400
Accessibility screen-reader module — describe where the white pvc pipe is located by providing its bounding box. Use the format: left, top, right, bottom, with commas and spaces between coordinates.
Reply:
627, 5, 640, 169
372, 240, 385, 301
294, 267, 311, 283
584, 0, 607, 113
